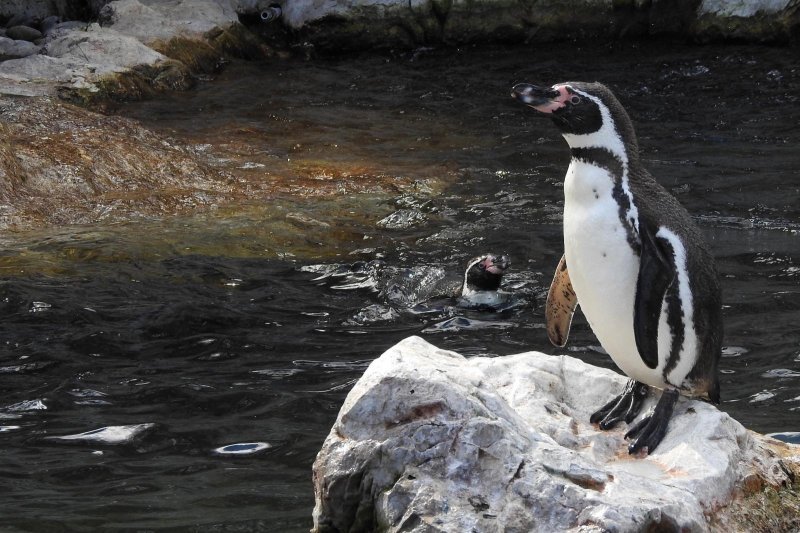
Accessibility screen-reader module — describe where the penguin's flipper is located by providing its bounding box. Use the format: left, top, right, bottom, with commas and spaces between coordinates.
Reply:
546, 255, 578, 347
634, 221, 676, 369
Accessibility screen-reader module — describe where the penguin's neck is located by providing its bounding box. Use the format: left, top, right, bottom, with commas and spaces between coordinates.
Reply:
561, 115, 642, 250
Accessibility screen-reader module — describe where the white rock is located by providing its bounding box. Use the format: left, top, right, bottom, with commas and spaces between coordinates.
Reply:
99, 0, 239, 44
313, 336, 797, 532
43, 24, 166, 74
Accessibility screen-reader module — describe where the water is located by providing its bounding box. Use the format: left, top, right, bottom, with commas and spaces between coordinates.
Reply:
1, 42, 798, 530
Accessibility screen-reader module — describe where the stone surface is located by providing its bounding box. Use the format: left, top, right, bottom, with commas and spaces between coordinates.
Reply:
312, 336, 800, 532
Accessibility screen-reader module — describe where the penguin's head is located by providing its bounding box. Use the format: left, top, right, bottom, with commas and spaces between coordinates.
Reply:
511, 81, 636, 141
463, 254, 510, 294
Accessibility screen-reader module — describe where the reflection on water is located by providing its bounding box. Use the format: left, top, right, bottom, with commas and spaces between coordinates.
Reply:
0, 42, 798, 530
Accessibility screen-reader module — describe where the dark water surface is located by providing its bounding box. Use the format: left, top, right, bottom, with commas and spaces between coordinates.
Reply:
1, 42, 799, 530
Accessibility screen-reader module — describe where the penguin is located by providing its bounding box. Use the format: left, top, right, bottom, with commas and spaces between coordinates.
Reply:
511, 81, 723, 455
458, 254, 511, 308
312, 254, 512, 311
394, 253, 512, 311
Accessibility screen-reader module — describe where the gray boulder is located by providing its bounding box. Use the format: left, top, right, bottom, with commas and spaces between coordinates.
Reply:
5, 25, 43, 42
0, 36, 40, 60
313, 336, 800, 532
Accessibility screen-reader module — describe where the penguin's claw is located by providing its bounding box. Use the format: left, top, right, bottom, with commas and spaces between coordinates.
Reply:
625, 388, 679, 455
590, 379, 649, 430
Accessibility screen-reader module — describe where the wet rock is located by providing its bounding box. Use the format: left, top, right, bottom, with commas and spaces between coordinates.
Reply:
376, 209, 426, 230
0, 36, 40, 60
312, 336, 800, 532
5, 25, 43, 42
0, 96, 234, 229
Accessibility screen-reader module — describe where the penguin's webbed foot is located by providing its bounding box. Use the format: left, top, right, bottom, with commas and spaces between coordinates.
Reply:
590, 379, 649, 430
625, 388, 679, 455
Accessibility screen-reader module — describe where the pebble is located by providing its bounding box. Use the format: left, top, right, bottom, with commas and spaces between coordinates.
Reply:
6, 25, 43, 43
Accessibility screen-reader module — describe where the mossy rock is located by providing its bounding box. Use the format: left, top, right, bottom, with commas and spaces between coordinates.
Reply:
57, 59, 194, 105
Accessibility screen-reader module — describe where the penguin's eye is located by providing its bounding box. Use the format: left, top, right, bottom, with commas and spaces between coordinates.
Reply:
570, 95, 582, 105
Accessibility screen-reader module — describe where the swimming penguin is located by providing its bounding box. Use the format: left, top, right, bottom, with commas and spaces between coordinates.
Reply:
309, 254, 513, 311
511, 81, 723, 455
394, 253, 512, 311
457, 254, 512, 309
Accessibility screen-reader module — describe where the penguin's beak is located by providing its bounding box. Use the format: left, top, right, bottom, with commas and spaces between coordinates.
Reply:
512, 83, 558, 106
511, 83, 567, 114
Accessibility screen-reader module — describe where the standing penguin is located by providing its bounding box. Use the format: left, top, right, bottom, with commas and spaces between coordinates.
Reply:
511, 81, 723, 455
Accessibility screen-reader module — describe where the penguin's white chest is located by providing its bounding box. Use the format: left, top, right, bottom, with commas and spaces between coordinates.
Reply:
562, 161, 668, 388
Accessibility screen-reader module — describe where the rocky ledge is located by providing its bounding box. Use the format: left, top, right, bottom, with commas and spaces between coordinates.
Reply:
312, 336, 800, 532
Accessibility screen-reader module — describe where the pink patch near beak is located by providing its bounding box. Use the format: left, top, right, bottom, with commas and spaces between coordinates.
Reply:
483, 258, 505, 275
533, 85, 570, 114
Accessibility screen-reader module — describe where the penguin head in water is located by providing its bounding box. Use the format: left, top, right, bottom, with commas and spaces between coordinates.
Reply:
462, 254, 510, 296
510, 82, 637, 151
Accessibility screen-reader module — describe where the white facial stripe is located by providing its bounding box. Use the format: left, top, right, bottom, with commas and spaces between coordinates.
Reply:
561, 89, 627, 163
561, 87, 639, 236
462, 256, 483, 296
657, 227, 699, 386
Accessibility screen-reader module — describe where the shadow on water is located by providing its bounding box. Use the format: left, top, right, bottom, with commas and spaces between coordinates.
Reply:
0, 42, 798, 530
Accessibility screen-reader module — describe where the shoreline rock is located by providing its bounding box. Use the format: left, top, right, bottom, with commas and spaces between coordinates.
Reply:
0, 0, 273, 102
286, 0, 800, 50
312, 336, 800, 532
